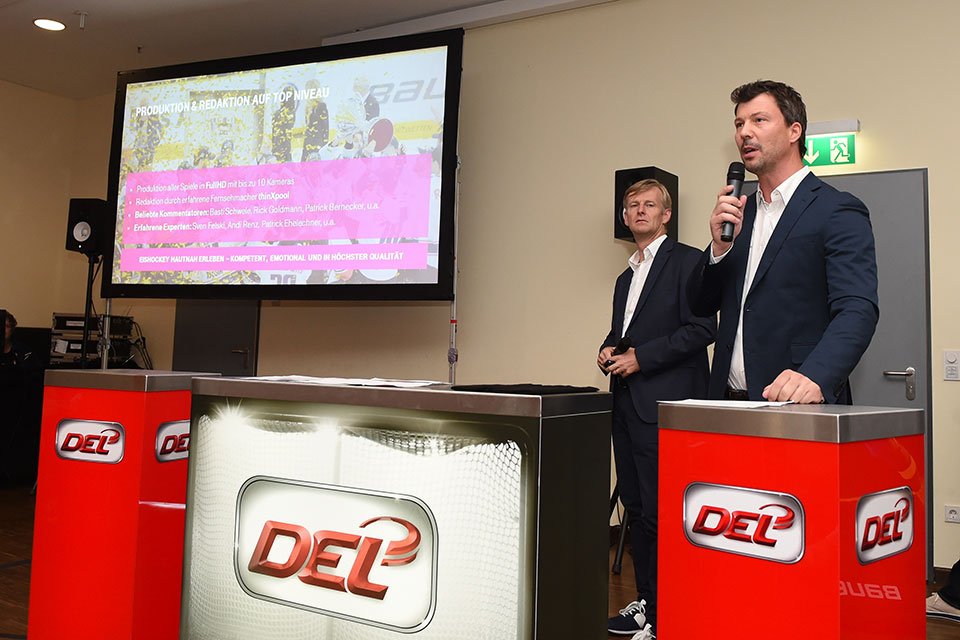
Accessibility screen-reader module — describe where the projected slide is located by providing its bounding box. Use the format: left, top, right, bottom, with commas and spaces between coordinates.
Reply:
111, 46, 448, 287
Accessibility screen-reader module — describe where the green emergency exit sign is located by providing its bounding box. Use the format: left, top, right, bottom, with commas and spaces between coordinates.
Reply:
804, 134, 856, 167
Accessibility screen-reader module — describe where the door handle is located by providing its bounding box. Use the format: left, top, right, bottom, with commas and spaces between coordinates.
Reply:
882, 366, 915, 401
231, 349, 249, 369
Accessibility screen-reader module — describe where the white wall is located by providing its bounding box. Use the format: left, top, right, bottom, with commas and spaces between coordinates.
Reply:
0, 81, 78, 327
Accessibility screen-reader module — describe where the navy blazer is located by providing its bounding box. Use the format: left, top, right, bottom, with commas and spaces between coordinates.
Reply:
688, 173, 879, 404
601, 236, 716, 423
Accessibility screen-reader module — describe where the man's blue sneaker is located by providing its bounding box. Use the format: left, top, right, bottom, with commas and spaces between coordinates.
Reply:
608, 599, 646, 635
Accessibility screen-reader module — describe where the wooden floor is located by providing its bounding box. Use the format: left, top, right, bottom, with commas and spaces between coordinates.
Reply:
0, 486, 33, 639
2, 486, 959, 638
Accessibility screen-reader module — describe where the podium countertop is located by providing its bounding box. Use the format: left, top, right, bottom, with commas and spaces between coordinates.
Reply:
44, 368, 219, 392
659, 401, 923, 443
189, 376, 612, 419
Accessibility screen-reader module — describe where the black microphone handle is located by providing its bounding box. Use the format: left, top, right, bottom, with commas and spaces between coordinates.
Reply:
603, 336, 633, 372
720, 221, 735, 243
720, 177, 744, 242
613, 336, 632, 355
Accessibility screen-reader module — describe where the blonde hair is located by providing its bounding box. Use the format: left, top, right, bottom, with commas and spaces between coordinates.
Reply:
622, 179, 671, 211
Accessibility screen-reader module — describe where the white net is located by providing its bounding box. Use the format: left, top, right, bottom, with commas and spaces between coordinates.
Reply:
182, 407, 526, 639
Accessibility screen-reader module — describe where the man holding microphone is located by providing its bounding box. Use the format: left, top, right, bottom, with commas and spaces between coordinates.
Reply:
688, 80, 879, 404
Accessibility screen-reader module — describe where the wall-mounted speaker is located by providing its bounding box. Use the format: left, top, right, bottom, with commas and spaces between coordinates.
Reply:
66, 198, 111, 256
614, 166, 679, 241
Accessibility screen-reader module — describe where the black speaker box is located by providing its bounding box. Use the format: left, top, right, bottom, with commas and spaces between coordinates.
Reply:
66, 198, 111, 256
614, 167, 678, 241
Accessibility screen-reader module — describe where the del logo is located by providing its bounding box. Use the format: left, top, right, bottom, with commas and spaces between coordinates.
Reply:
55, 419, 125, 464
155, 420, 190, 462
235, 477, 437, 632
683, 482, 805, 564
855, 486, 914, 565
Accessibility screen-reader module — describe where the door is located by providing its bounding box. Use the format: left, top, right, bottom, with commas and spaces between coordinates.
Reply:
821, 169, 932, 577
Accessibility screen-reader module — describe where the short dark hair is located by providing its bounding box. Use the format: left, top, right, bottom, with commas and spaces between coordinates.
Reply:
4, 311, 16, 329
731, 80, 807, 158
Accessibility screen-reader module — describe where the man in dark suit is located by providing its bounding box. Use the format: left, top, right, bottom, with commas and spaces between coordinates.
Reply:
688, 80, 878, 404
600, 180, 716, 638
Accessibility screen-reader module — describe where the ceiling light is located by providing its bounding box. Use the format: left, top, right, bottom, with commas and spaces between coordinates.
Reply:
34, 18, 66, 31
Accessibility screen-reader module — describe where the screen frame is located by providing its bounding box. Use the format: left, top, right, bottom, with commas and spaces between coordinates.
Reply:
101, 29, 463, 301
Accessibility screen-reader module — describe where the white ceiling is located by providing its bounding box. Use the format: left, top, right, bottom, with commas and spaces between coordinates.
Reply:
0, 0, 514, 100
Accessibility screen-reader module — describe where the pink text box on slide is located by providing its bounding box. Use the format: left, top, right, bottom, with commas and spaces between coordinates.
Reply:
120, 243, 428, 273
123, 154, 431, 244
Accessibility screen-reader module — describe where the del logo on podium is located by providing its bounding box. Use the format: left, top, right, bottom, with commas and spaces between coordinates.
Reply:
683, 482, 805, 564
55, 419, 125, 464
234, 477, 438, 633
155, 419, 190, 462
855, 486, 914, 564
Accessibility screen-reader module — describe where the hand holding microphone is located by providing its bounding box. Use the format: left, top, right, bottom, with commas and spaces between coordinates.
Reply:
603, 336, 632, 370
721, 162, 745, 242
710, 162, 747, 255
599, 337, 635, 385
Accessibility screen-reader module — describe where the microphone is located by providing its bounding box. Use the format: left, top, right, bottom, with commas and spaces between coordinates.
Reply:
721, 161, 746, 243
603, 336, 633, 375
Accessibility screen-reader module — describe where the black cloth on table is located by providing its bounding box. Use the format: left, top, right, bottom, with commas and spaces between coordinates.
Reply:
450, 383, 598, 395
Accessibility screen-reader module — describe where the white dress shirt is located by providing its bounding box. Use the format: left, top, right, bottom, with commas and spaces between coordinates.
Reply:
714, 166, 811, 390
622, 234, 669, 337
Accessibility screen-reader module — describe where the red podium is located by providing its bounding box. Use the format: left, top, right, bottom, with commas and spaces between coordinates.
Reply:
658, 403, 925, 640
28, 370, 213, 640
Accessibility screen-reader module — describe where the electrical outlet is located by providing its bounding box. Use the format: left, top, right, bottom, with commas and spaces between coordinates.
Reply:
945, 350, 960, 381
947, 505, 960, 523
